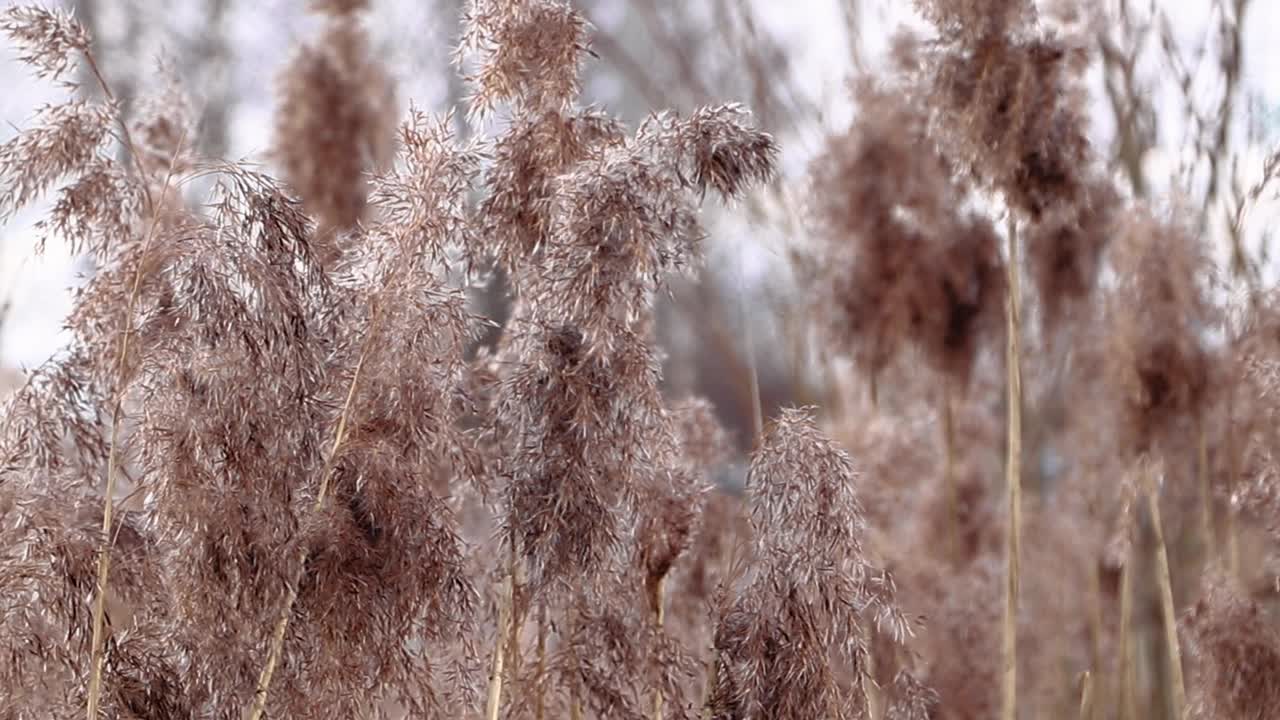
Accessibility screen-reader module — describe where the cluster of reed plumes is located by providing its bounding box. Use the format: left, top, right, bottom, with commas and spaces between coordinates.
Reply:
1, 0, 1279, 718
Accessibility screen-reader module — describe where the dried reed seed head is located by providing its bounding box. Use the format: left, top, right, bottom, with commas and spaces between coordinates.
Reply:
129, 59, 197, 178
710, 554, 903, 720
35, 159, 145, 259
557, 579, 703, 720
1185, 570, 1280, 720
1, 5, 90, 81
1104, 209, 1216, 450
309, 0, 369, 15
914, 0, 1095, 215
671, 396, 733, 474
295, 463, 475, 699
537, 145, 704, 341
711, 410, 912, 719
895, 0, 1114, 329
477, 108, 627, 275
930, 32, 1094, 217
886, 670, 941, 720
459, 0, 590, 116
637, 402, 718, 591
500, 323, 673, 592
637, 472, 702, 589
911, 0, 1116, 324
638, 104, 779, 201
0, 100, 113, 221
810, 81, 1003, 385
517, 104, 772, 351
111, 159, 479, 712
1025, 174, 1119, 326
913, 0, 1036, 41
368, 109, 484, 266
749, 407, 867, 565
274, 15, 396, 234
0, 356, 112, 484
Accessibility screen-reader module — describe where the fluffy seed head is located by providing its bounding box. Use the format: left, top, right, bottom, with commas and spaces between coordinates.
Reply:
274, 14, 396, 235
810, 80, 1003, 385
1, 6, 90, 81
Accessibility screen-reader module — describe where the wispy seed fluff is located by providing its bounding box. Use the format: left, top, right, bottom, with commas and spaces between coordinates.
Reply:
458, 0, 591, 117
1184, 569, 1280, 720
527, 103, 776, 351
497, 322, 674, 592
460, 0, 624, 279
468, 0, 776, 597
637, 398, 726, 611
274, 0, 395, 236
309, 0, 369, 14
1102, 208, 1215, 452
810, 77, 1004, 387
0, 5, 90, 81
710, 408, 923, 720
0, 100, 113, 221
910, 0, 1119, 325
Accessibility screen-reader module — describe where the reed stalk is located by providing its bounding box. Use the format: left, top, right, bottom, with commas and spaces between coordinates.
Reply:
652, 576, 667, 720
1147, 467, 1187, 720
1079, 671, 1094, 720
942, 383, 961, 562
485, 558, 514, 720
1198, 418, 1214, 561
1117, 556, 1136, 720
1001, 219, 1024, 720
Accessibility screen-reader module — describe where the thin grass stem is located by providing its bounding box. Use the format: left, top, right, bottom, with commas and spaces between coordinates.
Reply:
1001, 217, 1023, 720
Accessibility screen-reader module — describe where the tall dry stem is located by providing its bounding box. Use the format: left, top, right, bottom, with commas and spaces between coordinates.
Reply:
865, 625, 881, 720
652, 575, 667, 720
1226, 395, 1241, 577
942, 383, 960, 561
1002, 218, 1022, 720
1079, 670, 1094, 720
1117, 556, 1135, 720
485, 553, 514, 720
1147, 467, 1187, 719
1226, 504, 1240, 577
1198, 418, 1214, 561
535, 602, 547, 720
699, 649, 717, 720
